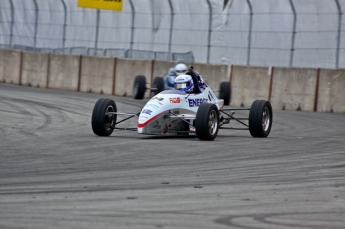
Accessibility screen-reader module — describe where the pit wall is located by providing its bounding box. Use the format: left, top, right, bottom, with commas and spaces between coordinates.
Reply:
0, 49, 344, 113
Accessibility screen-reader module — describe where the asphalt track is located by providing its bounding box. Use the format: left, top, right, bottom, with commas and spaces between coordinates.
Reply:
0, 84, 344, 229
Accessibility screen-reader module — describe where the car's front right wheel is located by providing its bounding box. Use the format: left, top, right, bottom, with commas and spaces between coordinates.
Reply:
91, 98, 117, 136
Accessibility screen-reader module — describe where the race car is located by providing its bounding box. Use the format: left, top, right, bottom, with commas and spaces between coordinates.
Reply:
92, 66, 272, 141
132, 62, 232, 105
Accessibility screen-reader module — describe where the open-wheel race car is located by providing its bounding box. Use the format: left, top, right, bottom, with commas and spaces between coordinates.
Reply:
92, 66, 272, 141
132, 63, 232, 105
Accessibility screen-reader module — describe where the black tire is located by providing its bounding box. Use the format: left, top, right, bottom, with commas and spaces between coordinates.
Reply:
249, 100, 273, 137
91, 98, 117, 136
219, 81, 231, 105
153, 76, 165, 95
195, 103, 219, 141
133, 75, 146, 99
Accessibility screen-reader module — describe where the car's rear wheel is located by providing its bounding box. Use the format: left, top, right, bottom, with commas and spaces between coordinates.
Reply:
91, 98, 117, 136
133, 75, 146, 99
152, 76, 165, 95
219, 81, 231, 105
249, 100, 272, 137
195, 103, 219, 141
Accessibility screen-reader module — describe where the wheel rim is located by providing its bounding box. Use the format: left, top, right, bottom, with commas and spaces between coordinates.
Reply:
104, 105, 115, 130
208, 110, 218, 135
262, 107, 270, 132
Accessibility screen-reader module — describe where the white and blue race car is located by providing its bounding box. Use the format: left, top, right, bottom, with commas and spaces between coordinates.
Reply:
92, 66, 272, 141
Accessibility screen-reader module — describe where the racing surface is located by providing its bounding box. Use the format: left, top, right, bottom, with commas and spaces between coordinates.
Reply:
0, 84, 344, 229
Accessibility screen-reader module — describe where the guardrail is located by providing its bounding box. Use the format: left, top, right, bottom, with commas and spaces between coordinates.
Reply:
0, 48, 344, 113
7, 45, 194, 63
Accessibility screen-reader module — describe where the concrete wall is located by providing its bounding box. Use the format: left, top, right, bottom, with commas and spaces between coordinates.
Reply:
114, 58, 152, 98
231, 65, 271, 107
0, 49, 21, 84
271, 67, 318, 112
153, 60, 174, 79
80, 56, 115, 95
317, 69, 345, 113
21, 51, 48, 88
1, 49, 345, 113
193, 63, 231, 98
48, 54, 80, 91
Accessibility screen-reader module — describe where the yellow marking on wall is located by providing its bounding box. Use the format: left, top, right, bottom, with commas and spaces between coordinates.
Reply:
78, 0, 123, 11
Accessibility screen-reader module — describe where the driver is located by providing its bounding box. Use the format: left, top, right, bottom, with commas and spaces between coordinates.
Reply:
165, 63, 188, 89
174, 63, 188, 75
174, 75, 194, 91
174, 66, 206, 94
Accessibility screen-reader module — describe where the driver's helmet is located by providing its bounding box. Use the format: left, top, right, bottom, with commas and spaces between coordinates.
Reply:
174, 63, 188, 75
174, 75, 193, 91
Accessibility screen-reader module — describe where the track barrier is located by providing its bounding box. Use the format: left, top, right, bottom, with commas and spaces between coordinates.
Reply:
0, 48, 344, 113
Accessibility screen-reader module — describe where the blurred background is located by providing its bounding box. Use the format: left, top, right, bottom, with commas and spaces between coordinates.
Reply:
0, 0, 344, 68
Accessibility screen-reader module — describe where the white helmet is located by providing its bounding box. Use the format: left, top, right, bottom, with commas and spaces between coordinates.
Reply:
174, 75, 193, 91
174, 63, 188, 75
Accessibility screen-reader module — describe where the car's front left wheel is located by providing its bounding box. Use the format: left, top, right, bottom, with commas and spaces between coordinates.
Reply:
249, 100, 272, 137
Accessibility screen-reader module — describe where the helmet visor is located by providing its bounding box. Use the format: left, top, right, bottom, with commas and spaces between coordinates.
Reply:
174, 81, 191, 90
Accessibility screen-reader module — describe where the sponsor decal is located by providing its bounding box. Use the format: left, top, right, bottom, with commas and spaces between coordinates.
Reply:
169, 97, 180, 103
188, 98, 208, 107
142, 109, 152, 115
78, 0, 123, 11
145, 103, 160, 110
151, 97, 164, 101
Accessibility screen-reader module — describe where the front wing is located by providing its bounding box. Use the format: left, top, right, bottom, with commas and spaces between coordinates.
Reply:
107, 107, 251, 134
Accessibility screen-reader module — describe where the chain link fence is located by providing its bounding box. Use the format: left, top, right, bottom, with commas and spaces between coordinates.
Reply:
0, 0, 344, 68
